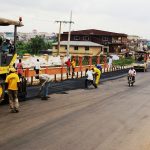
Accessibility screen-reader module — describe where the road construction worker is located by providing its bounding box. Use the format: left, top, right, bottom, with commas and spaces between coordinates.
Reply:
5, 67, 20, 113
85, 68, 97, 88
71, 58, 76, 76
36, 74, 51, 100
92, 67, 101, 87
0, 83, 3, 101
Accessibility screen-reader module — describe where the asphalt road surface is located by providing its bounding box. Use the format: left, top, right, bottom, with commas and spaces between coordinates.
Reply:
1, 71, 150, 150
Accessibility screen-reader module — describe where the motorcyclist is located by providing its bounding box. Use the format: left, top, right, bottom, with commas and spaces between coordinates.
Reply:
128, 67, 136, 81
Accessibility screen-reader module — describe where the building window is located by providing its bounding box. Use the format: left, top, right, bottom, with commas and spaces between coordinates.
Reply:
83, 36, 89, 41
104, 48, 108, 53
74, 36, 80, 40
85, 46, 89, 51
74, 46, 78, 50
102, 36, 108, 41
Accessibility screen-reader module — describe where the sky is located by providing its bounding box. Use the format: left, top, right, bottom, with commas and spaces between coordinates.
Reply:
1, 0, 150, 39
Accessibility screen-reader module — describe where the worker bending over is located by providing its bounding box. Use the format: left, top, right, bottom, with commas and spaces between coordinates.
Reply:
92, 67, 101, 87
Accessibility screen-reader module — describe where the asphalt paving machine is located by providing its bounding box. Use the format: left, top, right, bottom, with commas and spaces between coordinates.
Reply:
0, 17, 27, 103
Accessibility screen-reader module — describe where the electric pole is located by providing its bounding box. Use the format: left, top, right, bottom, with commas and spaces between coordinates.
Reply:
55, 13, 74, 56
55, 21, 66, 55
67, 11, 74, 58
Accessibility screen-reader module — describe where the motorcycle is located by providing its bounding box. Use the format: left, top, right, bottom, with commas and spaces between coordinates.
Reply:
128, 74, 135, 87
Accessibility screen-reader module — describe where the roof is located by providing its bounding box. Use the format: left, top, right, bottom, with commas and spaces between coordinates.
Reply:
63, 29, 127, 37
0, 18, 23, 26
53, 41, 104, 47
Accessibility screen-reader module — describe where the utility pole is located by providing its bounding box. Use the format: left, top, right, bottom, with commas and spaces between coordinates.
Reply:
55, 21, 65, 55
55, 13, 74, 56
67, 11, 74, 58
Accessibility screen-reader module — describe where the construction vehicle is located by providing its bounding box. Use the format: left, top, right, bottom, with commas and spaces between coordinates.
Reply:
0, 17, 26, 103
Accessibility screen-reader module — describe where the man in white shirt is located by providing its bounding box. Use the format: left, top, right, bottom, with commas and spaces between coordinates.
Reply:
36, 74, 51, 100
35, 59, 41, 76
85, 68, 97, 88
128, 67, 136, 81
108, 56, 113, 71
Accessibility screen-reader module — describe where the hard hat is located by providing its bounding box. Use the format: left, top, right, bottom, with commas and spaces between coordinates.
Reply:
9, 67, 16, 73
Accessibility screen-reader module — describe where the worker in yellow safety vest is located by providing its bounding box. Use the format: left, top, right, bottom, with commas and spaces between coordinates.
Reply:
92, 67, 101, 87
0, 84, 3, 100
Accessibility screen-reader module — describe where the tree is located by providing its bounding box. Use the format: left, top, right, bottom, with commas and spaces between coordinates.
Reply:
29, 36, 46, 54
16, 35, 55, 55
16, 41, 29, 55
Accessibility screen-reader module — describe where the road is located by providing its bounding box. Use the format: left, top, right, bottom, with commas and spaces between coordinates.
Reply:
26, 69, 128, 99
1, 71, 150, 150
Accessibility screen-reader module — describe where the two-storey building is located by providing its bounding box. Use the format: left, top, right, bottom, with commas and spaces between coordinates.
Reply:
52, 41, 104, 56
61, 29, 127, 54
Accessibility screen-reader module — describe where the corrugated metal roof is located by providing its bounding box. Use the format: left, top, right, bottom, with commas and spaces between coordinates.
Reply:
53, 41, 104, 47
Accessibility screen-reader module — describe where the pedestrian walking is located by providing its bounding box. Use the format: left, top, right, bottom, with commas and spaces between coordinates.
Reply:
37, 74, 51, 100
71, 58, 76, 76
65, 58, 71, 75
34, 59, 41, 77
16, 59, 24, 78
5, 68, 20, 113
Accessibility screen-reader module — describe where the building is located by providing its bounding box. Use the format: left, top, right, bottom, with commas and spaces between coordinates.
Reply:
52, 41, 104, 56
128, 35, 140, 41
61, 29, 127, 54
127, 35, 140, 52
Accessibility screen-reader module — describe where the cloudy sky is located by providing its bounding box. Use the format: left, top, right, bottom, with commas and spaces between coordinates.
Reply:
1, 0, 150, 38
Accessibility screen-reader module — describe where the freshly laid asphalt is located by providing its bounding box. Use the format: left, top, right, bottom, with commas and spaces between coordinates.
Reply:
1, 67, 150, 150
26, 69, 129, 100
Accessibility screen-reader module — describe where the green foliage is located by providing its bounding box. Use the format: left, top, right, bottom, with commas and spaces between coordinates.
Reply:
82, 56, 89, 65
29, 36, 46, 54
16, 36, 54, 55
113, 58, 135, 66
16, 41, 29, 55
